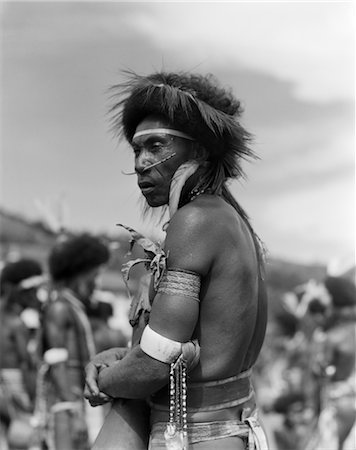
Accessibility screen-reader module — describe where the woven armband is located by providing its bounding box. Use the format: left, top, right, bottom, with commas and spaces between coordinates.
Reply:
140, 325, 183, 364
157, 269, 201, 302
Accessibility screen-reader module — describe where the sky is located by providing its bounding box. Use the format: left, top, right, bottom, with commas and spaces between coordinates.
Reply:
1, 1, 355, 265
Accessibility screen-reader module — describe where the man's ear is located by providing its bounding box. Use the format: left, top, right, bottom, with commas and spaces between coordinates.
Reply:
192, 142, 208, 162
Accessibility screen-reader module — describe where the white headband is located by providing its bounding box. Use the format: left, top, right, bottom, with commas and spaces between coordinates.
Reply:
132, 128, 195, 141
19, 275, 47, 290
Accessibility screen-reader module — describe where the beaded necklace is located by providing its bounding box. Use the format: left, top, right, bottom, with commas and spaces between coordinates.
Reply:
188, 187, 215, 202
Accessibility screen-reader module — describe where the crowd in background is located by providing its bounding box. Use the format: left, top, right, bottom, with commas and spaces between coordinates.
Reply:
0, 233, 130, 450
254, 272, 356, 450
0, 231, 355, 450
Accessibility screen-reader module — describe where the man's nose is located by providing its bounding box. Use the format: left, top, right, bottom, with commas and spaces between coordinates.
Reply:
134, 151, 153, 174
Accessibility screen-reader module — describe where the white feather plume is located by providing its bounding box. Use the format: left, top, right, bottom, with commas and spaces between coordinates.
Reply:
169, 161, 199, 218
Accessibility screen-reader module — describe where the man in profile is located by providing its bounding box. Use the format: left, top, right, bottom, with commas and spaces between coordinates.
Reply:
85, 71, 269, 449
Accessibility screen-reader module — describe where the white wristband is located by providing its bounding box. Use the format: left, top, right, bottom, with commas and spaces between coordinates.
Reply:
140, 325, 183, 364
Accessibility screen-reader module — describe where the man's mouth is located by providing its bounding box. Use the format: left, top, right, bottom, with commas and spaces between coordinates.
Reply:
138, 181, 156, 194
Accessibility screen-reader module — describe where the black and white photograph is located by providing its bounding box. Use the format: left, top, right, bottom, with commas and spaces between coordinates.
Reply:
1, 2, 355, 449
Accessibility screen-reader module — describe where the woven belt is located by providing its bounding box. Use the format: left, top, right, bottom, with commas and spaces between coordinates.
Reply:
151, 369, 253, 412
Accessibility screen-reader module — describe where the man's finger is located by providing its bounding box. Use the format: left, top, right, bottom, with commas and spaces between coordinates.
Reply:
88, 395, 112, 407
84, 364, 100, 396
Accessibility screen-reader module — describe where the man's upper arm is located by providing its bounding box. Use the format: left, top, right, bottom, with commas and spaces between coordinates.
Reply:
44, 302, 70, 348
148, 206, 213, 342
13, 319, 31, 363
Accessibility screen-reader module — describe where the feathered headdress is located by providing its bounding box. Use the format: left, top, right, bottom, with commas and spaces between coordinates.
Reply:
108, 71, 256, 186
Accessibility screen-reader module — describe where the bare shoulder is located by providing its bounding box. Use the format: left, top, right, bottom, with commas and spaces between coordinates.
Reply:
167, 197, 215, 237
167, 195, 244, 242
165, 195, 240, 275
45, 299, 72, 325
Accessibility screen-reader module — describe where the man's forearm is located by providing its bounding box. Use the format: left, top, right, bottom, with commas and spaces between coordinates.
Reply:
97, 345, 169, 399
92, 346, 130, 365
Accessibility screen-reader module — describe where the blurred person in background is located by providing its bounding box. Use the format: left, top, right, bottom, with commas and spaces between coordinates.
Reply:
0, 258, 45, 448
272, 391, 313, 450
87, 290, 129, 353
84, 71, 268, 450
282, 274, 356, 450
39, 233, 110, 450
307, 275, 356, 450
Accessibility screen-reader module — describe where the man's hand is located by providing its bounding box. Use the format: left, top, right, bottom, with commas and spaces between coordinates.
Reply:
84, 363, 112, 406
84, 347, 129, 406
182, 340, 200, 371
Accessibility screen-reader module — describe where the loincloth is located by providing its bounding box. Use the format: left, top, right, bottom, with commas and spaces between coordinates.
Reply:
149, 370, 269, 448
149, 416, 267, 448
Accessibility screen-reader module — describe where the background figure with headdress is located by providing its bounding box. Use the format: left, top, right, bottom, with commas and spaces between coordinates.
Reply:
84, 70, 269, 449
0, 258, 45, 449
39, 233, 110, 450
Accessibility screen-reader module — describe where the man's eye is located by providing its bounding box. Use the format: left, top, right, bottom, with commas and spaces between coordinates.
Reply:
150, 142, 164, 151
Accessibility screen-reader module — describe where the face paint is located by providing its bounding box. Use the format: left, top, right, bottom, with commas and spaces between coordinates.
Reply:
129, 116, 195, 207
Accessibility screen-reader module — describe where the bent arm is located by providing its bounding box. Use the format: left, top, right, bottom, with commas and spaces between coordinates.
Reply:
98, 345, 169, 398
97, 206, 211, 399
98, 287, 200, 398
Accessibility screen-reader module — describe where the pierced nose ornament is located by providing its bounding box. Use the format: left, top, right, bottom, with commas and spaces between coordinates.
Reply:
121, 152, 177, 175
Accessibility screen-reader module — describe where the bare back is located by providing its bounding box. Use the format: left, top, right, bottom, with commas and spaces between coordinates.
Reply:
149, 194, 267, 382
43, 297, 89, 393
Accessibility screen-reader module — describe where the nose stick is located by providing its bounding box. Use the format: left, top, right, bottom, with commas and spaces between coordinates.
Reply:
142, 152, 176, 172
121, 152, 177, 175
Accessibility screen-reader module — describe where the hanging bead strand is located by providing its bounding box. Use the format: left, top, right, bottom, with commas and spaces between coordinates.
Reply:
181, 360, 188, 446
169, 362, 175, 429
164, 355, 188, 450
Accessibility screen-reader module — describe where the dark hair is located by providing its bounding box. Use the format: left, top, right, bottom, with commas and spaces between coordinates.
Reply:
0, 259, 42, 295
48, 234, 110, 282
324, 276, 356, 308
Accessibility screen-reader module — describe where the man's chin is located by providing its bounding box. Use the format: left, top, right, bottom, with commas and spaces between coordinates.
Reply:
146, 200, 165, 208
143, 195, 167, 208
